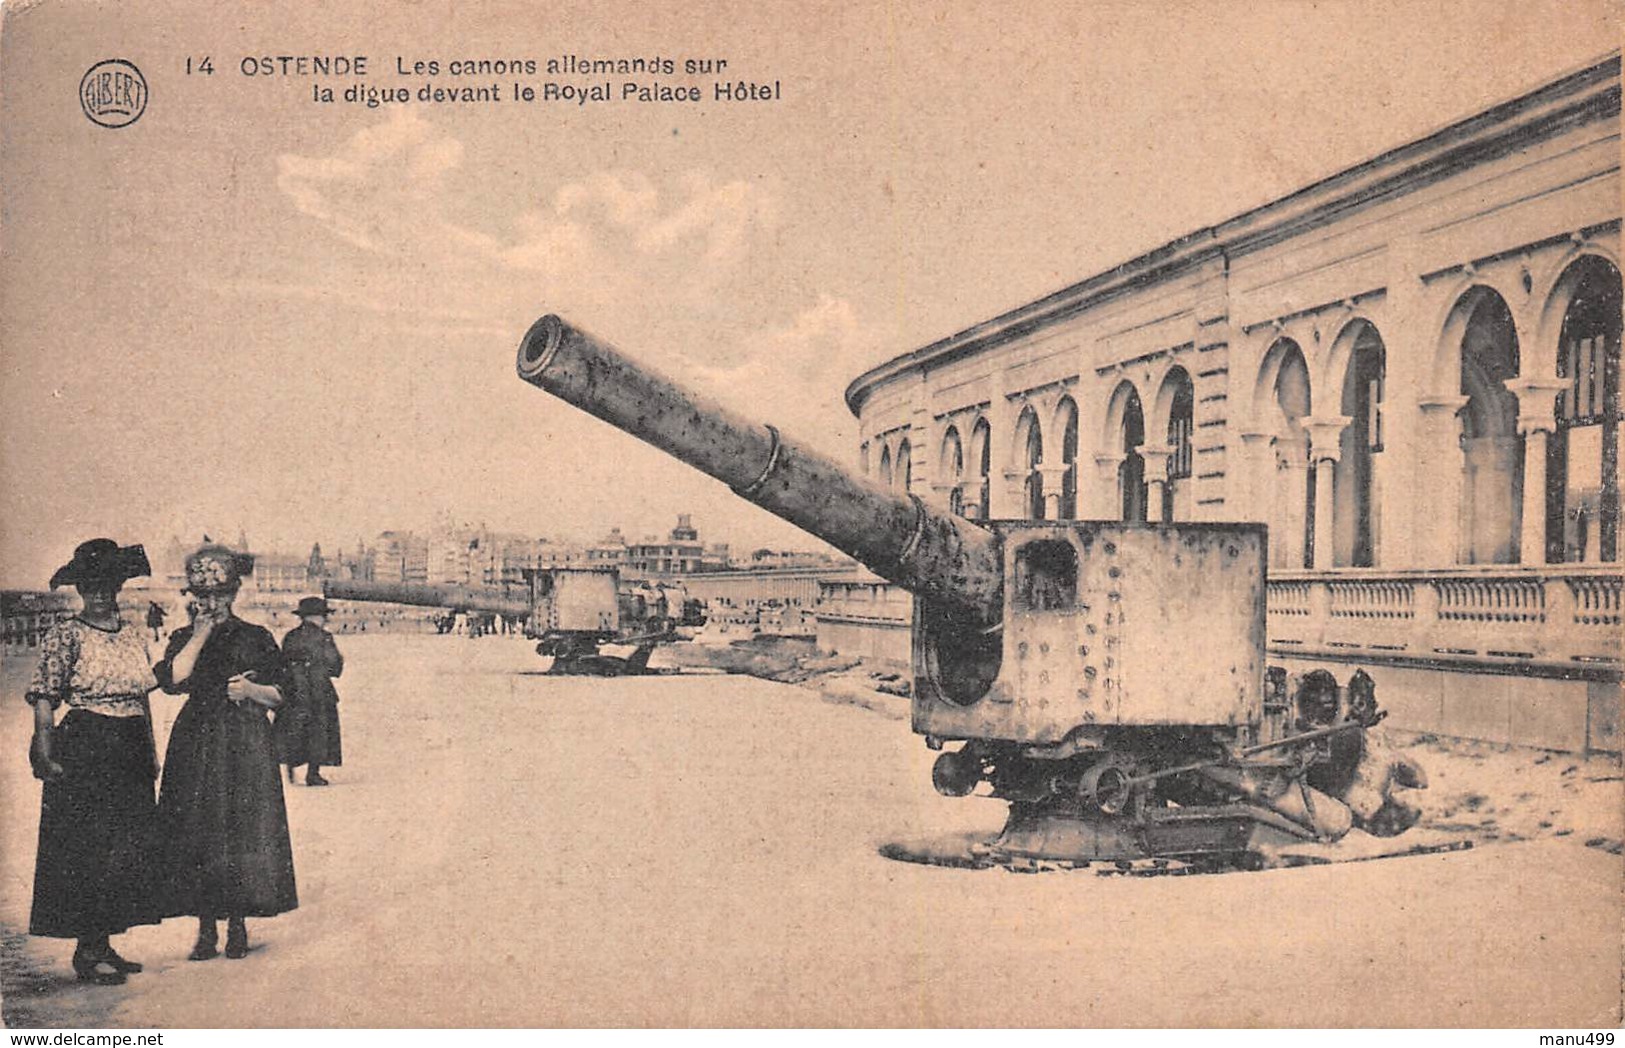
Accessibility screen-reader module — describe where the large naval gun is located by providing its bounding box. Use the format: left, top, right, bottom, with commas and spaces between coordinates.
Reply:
516, 314, 1426, 866
323, 572, 672, 675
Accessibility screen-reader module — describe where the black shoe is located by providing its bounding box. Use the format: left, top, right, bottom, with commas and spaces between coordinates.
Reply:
100, 946, 143, 974
190, 921, 219, 961
225, 918, 248, 959
72, 951, 126, 985
287, 765, 296, 783
305, 772, 329, 786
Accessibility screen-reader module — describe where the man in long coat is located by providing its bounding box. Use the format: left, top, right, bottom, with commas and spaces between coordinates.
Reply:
274, 597, 344, 786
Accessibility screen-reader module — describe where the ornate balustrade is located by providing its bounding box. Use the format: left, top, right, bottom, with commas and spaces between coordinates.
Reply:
1267, 566, 1622, 676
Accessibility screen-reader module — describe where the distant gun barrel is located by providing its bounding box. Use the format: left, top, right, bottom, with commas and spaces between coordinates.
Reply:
516, 314, 1003, 629
323, 578, 532, 618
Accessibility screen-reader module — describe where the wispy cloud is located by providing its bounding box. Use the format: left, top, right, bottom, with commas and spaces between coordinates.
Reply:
275, 108, 497, 257
257, 110, 872, 457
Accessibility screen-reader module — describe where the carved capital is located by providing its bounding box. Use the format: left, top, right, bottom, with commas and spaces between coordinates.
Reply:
1506, 377, 1569, 434
1417, 394, 1469, 417
1274, 433, 1309, 470
1138, 444, 1174, 477
1093, 452, 1126, 479
1301, 415, 1352, 463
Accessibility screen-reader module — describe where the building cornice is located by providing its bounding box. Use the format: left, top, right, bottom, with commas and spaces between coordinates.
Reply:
845, 51, 1621, 418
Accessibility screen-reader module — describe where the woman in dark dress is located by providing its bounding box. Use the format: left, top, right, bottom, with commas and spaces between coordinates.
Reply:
155, 544, 297, 961
25, 539, 162, 985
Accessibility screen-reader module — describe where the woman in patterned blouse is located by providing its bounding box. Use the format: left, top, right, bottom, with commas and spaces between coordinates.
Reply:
26, 539, 162, 985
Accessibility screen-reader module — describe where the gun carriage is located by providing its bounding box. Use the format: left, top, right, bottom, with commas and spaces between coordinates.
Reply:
510, 314, 1426, 865
323, 569, 674, 675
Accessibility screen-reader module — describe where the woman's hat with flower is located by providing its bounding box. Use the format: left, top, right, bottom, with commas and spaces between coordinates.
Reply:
184, 542, 255, 594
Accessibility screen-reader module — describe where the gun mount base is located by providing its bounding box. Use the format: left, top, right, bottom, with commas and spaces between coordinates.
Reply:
535, 631, 663, 676
880, 804, 1469, 875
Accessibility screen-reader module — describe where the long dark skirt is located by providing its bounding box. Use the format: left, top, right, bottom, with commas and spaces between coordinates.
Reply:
30, 711, 162, 938
157, 697, 298, 918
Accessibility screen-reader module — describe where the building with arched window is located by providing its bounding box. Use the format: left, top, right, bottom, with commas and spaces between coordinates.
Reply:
844, 53, 1622, 753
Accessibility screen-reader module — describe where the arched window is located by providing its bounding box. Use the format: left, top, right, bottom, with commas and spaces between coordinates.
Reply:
896, 439, 913, 495
1550, 257, 1621, 562
878, 445, 893, 490
1266, 342, 1313, 567
1017, 407, 1044, 519
1056, 398, 1079, 519
1335, 323, 1386, 567
942, 426, 965, 516
971, 418, 992, 519
1455, 289, 1522, 564
1113, 383, 1147, 523
1162, 369, 1194, 522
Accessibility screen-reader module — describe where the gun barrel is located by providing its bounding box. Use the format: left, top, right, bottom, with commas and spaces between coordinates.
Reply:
323, 579, 532, 619
516, 314, 1002, 627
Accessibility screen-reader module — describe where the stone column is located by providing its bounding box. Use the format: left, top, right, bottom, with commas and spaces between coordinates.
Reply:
1508, 377, 1568, 565
1303, 416, 1351, 569
1139, 445, 1173, 524
1093, 453, 1126, 519
1003, 468, 1032, 518
1273, 434, 1310, 568
1415, 395, 1469, 566
1035, 464, 1072, 520
1463, 435, 1526, 564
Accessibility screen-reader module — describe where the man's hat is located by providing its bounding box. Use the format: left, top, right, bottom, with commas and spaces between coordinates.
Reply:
49, 539, 151, 589
296, 596, 333, 618
184, 543, 255, 595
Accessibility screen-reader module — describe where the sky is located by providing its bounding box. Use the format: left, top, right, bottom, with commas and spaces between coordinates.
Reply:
0, 0, 1619, 586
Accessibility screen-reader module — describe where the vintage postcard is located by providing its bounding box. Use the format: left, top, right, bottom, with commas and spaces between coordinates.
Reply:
1, 0, 1621, 1031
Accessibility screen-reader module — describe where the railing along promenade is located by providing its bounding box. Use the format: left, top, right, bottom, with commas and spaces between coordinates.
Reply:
1267, 566, 1623, 678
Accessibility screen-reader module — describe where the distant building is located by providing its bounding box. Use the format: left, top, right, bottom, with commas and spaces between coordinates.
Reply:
335, 541, 376, 582
252, 552, 310, 594
426, 531, 477, 587
682, 565, 862, 613
735, 548, 851, 572
375, 531, 429, 585
626, 516, 707, 576
1, 589, 74, 658
586, 528, 628, 568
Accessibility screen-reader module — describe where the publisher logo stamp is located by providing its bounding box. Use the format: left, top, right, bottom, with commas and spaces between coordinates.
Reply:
80, 59, 147, 128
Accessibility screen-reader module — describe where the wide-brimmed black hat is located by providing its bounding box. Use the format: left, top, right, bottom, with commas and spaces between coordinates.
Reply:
49, 539, 151, 589
296, 596, 333, 618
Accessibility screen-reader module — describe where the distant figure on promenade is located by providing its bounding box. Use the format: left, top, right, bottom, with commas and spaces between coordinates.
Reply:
155, 543, 297, 961
24, 539, 161, 985
145, 600, 166, 643
275, 596, 344, 787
